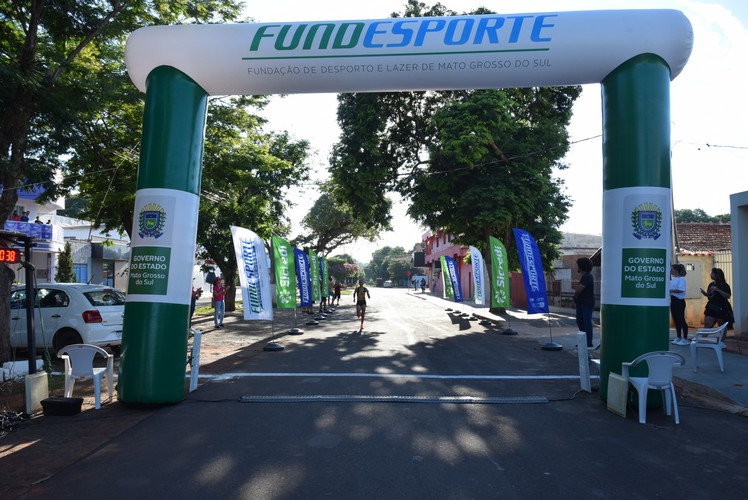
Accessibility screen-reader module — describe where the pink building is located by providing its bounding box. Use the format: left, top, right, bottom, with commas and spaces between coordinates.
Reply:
422, 230, 474, 300
423, 230, 531, 309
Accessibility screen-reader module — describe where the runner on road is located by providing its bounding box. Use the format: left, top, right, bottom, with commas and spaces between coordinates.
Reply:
353, 278, 370, 331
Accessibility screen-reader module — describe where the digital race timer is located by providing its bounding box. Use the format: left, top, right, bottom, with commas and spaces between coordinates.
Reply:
0, 248, 22, 263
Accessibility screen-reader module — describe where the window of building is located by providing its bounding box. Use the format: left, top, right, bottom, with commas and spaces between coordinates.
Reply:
74, 263, 88, 284
102, 262, 114, 287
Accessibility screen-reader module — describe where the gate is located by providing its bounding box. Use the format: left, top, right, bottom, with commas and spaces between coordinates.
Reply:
714, 250, 733, 305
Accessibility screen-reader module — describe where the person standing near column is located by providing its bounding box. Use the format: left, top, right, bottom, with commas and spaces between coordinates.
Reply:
701, 268, 733, 329
212, 277, 225, 328
574, 257, 595, 348
669, 263, 688, 345
190, 279, 202, 327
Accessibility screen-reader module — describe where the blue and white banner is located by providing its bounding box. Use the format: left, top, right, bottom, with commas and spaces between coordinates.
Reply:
294, 248, 312, 307
444, 255, 463, 303
512, 228, 549, 314
469, 246, 485, 306
231, 226, 272, 320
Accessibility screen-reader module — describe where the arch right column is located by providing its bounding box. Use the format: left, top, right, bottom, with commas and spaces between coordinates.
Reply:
599, 54, 673, 399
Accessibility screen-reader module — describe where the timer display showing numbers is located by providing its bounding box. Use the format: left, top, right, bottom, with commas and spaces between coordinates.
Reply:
0, 248, 21, 263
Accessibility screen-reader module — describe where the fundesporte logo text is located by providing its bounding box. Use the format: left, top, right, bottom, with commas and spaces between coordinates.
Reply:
246, 14, 557, 58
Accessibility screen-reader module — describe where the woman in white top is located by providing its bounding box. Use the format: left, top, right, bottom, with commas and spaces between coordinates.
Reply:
669, 263, 688, 345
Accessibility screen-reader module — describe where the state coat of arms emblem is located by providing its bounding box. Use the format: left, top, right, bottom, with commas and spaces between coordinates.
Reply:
631, 202, 662, 240
138, 203, 167, 238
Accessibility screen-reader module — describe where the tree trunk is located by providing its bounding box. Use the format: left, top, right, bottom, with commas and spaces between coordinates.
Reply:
223, 268, 237, 312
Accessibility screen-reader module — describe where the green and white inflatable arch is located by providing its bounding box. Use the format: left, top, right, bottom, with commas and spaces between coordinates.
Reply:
121, 10, 693, 403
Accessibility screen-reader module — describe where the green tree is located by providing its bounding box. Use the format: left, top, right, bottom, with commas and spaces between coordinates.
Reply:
387, 259, 412, 285
57, 195, 89, 219
675, 208, 730, 223
55, 2, 245, 238
196, 97, 311, 311
407, 87, 578, 269
55, 242, 76, 283
327, 254, 361, 285
365, 246, 408, 282
329, 3, 580, 278
293, 185, 389, 256
0, 0, 244, 362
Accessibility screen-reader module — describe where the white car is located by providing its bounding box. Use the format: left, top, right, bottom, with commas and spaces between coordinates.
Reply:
383, 280, 393, 288
10, 283, 125, 352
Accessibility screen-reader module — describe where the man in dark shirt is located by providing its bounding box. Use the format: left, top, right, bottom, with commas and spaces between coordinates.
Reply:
574, 257, 595, 348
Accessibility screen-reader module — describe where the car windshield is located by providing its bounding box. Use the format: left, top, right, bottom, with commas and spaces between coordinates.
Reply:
85, 289, 126, 307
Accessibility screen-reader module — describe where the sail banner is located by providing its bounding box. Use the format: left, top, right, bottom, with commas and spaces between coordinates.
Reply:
319, 257, 329, 300
444, 255, 463, 302
489, 237, 511, 309
512, 228, 549, 314
294, 248, 312, 307
308, 249, 321, 302
272, 236, 296, 309
231, 226, 272, 320
469, 246, 485, 305
440, 256, 454, 299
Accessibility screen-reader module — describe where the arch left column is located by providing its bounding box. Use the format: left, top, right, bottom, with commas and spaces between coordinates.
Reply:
118, 66, 208, 404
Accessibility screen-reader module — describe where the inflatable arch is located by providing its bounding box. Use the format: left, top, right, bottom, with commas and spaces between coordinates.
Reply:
120, 10, 693, 403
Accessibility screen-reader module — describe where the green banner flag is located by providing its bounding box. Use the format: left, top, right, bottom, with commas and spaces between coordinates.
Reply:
319, 256, 329, 299
489, 236, 510, 308
440, 255, 454, 298
308, 249, 321, 302
272, 236, 296, 308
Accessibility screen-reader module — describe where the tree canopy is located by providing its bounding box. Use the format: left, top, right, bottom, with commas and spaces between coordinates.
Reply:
675, 208, 730, 223
329, 3, 581, 271
197, 97, 311, 311
0, 0, 243, 362
292, 184, 389, 256
327, 254, 362, 284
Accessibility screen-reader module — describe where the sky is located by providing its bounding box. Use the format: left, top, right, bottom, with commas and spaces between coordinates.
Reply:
243, 0, 748, 262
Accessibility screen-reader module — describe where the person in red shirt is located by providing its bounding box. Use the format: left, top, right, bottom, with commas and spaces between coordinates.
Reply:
212, 277, 225, 328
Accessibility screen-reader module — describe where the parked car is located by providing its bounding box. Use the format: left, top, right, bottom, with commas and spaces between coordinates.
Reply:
10, 283, 125, 352
383, 280, 393, 288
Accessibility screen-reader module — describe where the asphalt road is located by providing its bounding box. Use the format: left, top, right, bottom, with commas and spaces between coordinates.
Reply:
24, 289, 748, 499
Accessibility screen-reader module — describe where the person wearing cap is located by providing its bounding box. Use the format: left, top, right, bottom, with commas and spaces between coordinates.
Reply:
190, 279, 202, 327
212, 277, 225, 328
353, 278, 370, 331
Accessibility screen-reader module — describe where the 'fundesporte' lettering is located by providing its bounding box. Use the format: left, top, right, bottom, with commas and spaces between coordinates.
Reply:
241, 238, 264, 313
520, 233, 540, 292
249, 15, 557, 53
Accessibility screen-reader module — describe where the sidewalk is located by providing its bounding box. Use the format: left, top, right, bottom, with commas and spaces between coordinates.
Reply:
405, 289, 748, 413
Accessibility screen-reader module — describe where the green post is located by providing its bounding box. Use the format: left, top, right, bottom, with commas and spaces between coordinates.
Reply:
118, 66, 208, 404
599, 54, 672, 401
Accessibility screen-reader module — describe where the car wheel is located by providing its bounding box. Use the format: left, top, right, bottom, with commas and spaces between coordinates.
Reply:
54, 329, 83, 351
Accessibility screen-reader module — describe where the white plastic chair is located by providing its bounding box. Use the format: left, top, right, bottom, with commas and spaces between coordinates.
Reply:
57, 344, 114, 409
690, 323, 728, 373
622, 351, 685, 425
